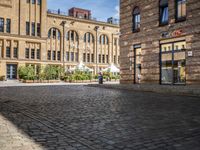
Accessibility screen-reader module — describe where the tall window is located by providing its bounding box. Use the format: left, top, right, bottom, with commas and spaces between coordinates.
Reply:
83, 53, 86, 62
37, 49, 40, 59
32, 22, 35, 36
132, 7, 140, 31
160, 0, 169, 25
176, 0, 186, 21
75, 52, 78, 62
25, 48, 29, 59
66, 52, 70, 61
71, 52, 74, 61
37, 23, 40, 36
31, 49, 35, 59
37, 0, 41, 5
47, 50, 51, 60
87, 54, 90, 62
32, 0, 36, 4
13, 48, 18, 58
57, 51, 61, 61
52, 51, 56, 60
99, 35, 108, 45
0, 18, 4, 32
26, 22, 30, 35
6, 19, 11, 33
134, 45, 142, 84
6, 47, 11, 58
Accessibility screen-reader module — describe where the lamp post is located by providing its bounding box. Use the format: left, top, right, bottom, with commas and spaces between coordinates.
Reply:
95, 26, 99, 74
61, 21, 67, 68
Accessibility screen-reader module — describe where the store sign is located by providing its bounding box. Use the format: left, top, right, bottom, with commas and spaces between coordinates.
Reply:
161, 29, 184, 38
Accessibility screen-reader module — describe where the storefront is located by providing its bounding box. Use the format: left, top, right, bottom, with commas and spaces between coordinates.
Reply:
160, 40, 186, 85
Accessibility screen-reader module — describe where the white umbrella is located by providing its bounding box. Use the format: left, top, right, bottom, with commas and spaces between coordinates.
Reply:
103, 64, 120, 73
70, 61, 94, 72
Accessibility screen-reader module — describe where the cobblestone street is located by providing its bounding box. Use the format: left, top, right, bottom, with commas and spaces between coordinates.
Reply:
0, 85, 200, 150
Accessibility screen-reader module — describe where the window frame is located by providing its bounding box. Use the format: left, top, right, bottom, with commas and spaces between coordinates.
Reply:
159, 0, 169, 26
175, 0, 187, 22
132, 7, 141, 32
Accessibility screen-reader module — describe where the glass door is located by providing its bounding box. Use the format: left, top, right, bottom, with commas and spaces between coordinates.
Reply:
134, 45, 142, 84
6, 64, 17, 79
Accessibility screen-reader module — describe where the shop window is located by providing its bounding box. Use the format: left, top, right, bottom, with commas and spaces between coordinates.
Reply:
160, 41, 186, 85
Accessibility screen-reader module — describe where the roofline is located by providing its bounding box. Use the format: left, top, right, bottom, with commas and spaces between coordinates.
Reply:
47, 13, 120, 28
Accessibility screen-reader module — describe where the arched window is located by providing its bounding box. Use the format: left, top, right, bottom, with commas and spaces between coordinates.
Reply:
48, 28, 61, 40
84, 33, 94, 43
99, 35, 109, 45
176, 0, 186, 21
160, 0, 168, 25
132, 7, 140, 31
66, 30, 78, 42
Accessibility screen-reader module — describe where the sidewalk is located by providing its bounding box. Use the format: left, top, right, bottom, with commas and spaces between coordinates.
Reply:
0, 80, 119, 87
88, 83, 200, 97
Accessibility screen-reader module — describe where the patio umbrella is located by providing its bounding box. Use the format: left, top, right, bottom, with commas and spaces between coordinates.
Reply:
103, 64, 120, 73
70, 61, 94, 72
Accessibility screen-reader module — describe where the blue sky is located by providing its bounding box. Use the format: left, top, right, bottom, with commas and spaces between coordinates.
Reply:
47, 0, 119, 21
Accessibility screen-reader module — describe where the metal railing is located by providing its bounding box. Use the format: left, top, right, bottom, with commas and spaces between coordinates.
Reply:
47, 9, 119, 25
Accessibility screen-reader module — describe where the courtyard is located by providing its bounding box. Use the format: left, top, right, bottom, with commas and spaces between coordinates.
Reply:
0, 85, 200, 150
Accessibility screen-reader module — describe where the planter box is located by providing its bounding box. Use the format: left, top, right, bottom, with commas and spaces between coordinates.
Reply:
22, 80, 60, 83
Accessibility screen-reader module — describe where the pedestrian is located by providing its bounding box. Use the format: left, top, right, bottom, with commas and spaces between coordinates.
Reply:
98, 72, 103, 84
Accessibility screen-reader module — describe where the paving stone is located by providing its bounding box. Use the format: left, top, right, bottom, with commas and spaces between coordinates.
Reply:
0, 85, 200, 150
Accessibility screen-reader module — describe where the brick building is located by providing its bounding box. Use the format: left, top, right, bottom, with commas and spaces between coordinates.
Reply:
0, 0, 119, 80
120, 0, 200, 85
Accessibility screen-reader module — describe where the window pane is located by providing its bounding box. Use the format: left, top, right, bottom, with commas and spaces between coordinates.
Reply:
161, 7, 168, 23
162, 61, 173, 84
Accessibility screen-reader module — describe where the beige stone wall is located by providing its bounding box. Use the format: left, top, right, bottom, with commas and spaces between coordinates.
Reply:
0, 0, 119, 79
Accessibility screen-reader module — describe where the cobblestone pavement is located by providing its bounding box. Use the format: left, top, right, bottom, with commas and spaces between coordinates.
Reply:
0, 85, 200, 150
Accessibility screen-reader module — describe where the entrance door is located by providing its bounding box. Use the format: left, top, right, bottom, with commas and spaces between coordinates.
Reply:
6, 64, 17, 79
134, 45, 142, 84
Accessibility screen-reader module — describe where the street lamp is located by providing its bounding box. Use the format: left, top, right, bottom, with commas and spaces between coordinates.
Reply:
94, 26, 99, 74
60, 21, 67, 68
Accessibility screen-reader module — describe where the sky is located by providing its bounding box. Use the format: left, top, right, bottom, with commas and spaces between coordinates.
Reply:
47, 0, 119, 22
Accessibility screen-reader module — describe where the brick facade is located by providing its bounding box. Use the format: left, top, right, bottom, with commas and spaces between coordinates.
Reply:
120, 0, 200, 85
